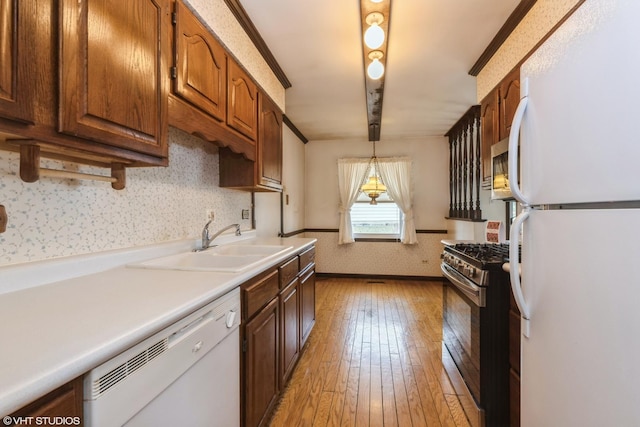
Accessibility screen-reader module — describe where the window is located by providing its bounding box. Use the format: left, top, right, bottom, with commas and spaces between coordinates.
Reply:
351, 192, 403, 239
338, 156, 416, 245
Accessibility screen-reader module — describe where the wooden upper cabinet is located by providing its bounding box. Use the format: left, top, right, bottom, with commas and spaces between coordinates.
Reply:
258, 94, 283, 189
480, 91, 499, 182
227, 59, 258, 142
0, 0, 34, 123
174, 0, 226, 122
499, 67, 521, 140
480, 67, 520, 182
59, 0, 170, 158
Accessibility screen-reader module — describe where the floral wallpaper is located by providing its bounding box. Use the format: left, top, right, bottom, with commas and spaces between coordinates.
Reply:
0, 128, 252, 266
306, 232, 447, 277
184, 0, 285, 111
0, 0, 289, 266
477, 0, 582, 101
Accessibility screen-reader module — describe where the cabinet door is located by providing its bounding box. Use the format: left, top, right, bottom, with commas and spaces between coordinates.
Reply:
0, 0, 34, 123
9, 377, 83, 422
244, 297, 279, 427
499, 67, 521, 141
174, 0, 226, 122
480, 90, 499, 182
280, 279, 299, 387
227, 59, 258, 142
59, 0, 169, 158
258, 93, 283, 189
299, 268, 315, 348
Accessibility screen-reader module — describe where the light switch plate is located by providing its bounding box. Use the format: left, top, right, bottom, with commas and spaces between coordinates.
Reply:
242, 209, 250, 220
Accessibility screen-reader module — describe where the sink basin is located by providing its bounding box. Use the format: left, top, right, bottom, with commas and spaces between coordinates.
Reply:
207, 244, 292, 257
128, 244, 293, 273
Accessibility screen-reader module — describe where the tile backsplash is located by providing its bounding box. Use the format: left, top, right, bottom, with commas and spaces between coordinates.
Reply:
0, 128, 252, 266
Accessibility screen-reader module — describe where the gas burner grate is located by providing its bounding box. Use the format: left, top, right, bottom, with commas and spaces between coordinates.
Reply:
449, 243, 519, 265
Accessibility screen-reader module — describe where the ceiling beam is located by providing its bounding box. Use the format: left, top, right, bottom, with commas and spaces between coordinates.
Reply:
361, 0, 391, 142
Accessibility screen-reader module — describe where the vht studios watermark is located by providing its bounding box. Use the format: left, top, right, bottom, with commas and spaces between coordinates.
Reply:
3, 416, 81, 426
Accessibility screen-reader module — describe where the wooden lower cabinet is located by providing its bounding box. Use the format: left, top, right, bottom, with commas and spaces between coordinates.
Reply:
510, 368, 521, 427
241, 246, 316, 427
8, 377, 83, 426
299, 267, 316, 348
244, 297, 280, 427
509, 289, 522, 426
280, 278, 300, 387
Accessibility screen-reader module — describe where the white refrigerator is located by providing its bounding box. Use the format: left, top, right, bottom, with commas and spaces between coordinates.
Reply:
507, 1, 640, 426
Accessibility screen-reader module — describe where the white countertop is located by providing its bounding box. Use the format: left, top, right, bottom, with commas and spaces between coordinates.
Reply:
0, 233, 316, 416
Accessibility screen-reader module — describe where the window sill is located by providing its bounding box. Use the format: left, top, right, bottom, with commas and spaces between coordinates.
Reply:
354, 237, 401, 243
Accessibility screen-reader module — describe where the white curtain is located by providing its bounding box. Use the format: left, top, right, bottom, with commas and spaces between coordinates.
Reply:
377, 157, 417, 244
337, 158, 370, 244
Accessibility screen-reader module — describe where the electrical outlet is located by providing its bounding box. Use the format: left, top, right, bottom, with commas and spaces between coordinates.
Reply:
242, 209, 250, 220
206, 209, 215, 221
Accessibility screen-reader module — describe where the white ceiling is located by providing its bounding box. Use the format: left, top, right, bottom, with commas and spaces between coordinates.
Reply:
240, 0, 521, 142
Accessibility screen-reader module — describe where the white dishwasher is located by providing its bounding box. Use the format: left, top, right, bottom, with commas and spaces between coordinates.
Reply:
84, 287, 240, 427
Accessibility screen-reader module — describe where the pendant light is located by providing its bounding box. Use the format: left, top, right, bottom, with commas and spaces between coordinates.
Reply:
361, 141, 387, 205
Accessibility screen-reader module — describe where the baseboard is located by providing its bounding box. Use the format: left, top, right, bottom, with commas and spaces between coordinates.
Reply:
316, 272, 444, 282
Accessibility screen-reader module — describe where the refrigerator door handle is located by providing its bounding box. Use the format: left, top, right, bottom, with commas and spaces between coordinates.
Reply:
510, 208, 531, 338
508, 78, 529, 206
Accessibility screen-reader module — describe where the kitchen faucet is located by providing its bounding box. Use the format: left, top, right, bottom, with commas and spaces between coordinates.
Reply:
197, 222, 241, 251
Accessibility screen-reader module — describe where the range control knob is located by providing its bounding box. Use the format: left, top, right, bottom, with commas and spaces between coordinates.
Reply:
465, 266, 476, 277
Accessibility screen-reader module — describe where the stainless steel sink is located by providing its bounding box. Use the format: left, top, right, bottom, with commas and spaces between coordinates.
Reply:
128, 244, 293, 273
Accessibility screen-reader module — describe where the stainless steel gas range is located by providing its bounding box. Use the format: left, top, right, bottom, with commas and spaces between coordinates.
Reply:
440, 243, 515, 427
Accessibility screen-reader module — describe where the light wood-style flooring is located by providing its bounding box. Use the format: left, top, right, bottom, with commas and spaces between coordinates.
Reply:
268, 278, 471, 427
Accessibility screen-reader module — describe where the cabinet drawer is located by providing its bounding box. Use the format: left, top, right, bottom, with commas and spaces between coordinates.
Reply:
243, 269, 279, 320
299, 246, 315, 273
279, 256, 299, 288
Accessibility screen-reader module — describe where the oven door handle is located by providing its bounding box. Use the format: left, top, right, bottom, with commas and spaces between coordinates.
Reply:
441, 262, 486, 307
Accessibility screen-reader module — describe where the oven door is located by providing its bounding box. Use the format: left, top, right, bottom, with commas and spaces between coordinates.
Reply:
441, 262, 484, 426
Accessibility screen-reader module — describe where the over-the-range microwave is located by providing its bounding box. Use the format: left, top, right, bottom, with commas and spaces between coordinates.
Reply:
490, 137, 517, 200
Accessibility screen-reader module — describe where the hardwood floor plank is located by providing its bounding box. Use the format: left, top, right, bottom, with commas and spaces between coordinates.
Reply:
326, 356, 351, 426
298, 361, 329, 425
412, 361, 446, 426
445, 394, 472, 427
356, 342, 371, 426
268, 278, 472, 427
312, 391, 335, 427
341, 366, 361, 426
389, 351, 414, 427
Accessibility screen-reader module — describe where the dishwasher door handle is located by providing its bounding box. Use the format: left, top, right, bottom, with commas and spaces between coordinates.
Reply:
225, 310, 237, 328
